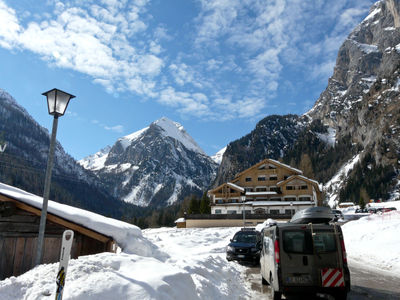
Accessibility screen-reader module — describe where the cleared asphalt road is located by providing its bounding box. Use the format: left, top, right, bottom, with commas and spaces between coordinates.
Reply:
244, 263, 400, 299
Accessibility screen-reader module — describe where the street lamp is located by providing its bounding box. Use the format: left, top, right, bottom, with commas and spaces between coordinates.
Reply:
241, 195, 246, 227
35, 88, 75, 266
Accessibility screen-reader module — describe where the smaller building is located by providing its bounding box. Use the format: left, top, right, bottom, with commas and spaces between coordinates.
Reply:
174, 217, 186, 228
208, 159, 322, 216
0, 182, 141, 280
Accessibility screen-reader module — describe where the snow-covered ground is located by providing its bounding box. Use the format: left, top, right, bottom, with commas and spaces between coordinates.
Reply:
1, 205, 399, 299
342, 201, 400, 275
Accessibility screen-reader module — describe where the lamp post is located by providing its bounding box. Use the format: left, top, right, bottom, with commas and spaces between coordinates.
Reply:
241, 195, 246, 227
35, 88, 75, 266
290, 201, 293, 218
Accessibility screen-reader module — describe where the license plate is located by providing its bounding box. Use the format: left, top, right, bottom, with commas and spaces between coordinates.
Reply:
286, 275, 312, 284
237, 255, 245, 258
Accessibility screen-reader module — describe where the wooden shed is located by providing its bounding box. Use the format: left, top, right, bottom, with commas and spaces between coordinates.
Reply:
0, 188, 117, 280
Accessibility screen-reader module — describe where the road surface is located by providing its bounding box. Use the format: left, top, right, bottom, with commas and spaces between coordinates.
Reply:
244, 262, 400, 299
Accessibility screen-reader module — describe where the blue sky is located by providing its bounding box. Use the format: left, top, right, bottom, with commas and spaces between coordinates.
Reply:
0, 0, 376, 160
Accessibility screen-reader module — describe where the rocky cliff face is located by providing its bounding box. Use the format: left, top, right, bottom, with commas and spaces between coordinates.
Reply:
80, 117, 218, 207
306, 0, 400, 202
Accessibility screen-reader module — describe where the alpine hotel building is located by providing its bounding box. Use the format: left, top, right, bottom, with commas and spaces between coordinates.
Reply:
208, 159, 322, 216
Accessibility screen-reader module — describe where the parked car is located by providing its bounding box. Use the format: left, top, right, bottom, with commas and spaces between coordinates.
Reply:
377, 207, 397, 214
332, 209, 344, 221
226, 228, 262, 264
260, 222, 350, 300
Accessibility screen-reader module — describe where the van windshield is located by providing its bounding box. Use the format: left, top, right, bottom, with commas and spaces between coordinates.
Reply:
283, 230, 337, 254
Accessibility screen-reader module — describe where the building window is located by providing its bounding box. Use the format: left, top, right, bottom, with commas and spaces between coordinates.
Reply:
245, 187, 253, 192
285, 197, 296, 202
256, 187, 267, 192
258, 176, 266, 181
270, 186, 280, 192
269, 175, 278, 181
271, 197, 282, 201
285, 209, 295, 215
286, 185, 294, 190
301, 185, 308, 190
217, 199, 223, 204
270, 209, 280, 215
254, 208, 266, 214
215, 209, 222, 214
299, 196, 311, 201
227, 210, 237, 214
231, 199, 238, 203
245, 177, 252, 182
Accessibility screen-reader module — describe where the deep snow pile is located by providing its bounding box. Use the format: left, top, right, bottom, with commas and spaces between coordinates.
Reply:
0, 227, 251, 300
342, 209, 400, 276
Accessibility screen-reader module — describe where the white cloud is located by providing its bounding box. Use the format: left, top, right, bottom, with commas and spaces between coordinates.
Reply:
158, 87, 210, 117
104, 125, 124, 133
0, 1, 21, 49
0, 0, 160, 96
0, 0, 376, 122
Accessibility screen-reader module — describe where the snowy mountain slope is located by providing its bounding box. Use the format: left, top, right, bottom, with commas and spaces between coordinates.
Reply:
79, 117, 218, 207
0, 88, 127, 218
0, 88, 87, 179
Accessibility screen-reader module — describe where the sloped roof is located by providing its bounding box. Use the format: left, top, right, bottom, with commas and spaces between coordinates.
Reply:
209, 182, 245, 194
276, 175, 321, 192
233, 158, 303, 180
0, 182, 142, 249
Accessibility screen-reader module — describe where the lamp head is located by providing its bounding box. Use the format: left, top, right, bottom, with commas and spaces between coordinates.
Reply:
42, 88, 75, 116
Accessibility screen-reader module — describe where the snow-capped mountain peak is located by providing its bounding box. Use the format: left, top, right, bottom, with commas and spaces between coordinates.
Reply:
118, 127, 149, 151
152, 117, 206, 155
211, 147, 226, 164
79, 117, 217, 207
78, 146, 111, 171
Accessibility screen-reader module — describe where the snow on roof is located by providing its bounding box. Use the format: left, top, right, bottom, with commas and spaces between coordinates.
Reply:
268, 159, 303, 174
227, 182, 244, 192
174, 218, 185, 223
277, 174, 321, 192
246, 191, 277, 196
0, 182, 161, 257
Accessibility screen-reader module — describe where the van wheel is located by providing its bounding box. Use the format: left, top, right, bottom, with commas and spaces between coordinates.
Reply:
270, 275, 282, 300
334, 291, 348, 300
261, 276, 269, 285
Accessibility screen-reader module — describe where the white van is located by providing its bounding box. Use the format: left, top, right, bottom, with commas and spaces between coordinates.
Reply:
260, 222, 351, 300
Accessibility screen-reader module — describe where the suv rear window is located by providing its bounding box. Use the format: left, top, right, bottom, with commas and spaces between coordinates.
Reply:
233, 232, 259, 243
283, 230, 337, 254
